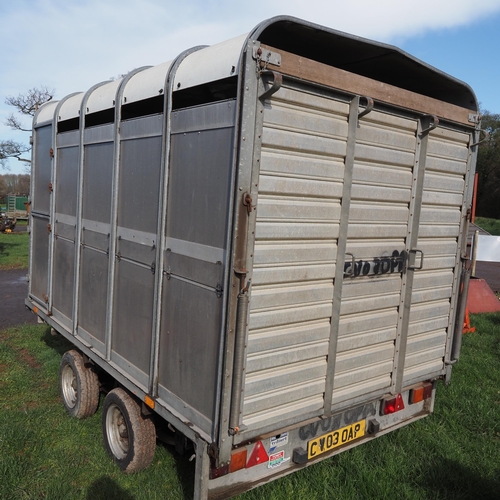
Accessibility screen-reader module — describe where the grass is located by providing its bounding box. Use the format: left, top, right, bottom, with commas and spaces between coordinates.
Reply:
475, 216, 500, 236
0, 231, 29, 270
0, 314, 499, 500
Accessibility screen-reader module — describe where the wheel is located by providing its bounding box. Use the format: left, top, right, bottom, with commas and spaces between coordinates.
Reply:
102, 388, 156, 473
59, 350, 100, 419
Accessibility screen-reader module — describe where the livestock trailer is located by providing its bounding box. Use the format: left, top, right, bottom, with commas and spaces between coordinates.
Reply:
27, 16, 480, 499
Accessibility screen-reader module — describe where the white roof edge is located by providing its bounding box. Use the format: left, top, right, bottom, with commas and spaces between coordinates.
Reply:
34, 101, 59, 127
86, 79, 122, 115
59, 93, 85, 121
122, 61, 174, 104
173, 33, 248, 91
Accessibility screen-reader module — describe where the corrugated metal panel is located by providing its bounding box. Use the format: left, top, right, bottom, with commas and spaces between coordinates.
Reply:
242, 85, 348, 429
402, 126, 470, 385
332, 109, 417, 406
242, 83, 471, 431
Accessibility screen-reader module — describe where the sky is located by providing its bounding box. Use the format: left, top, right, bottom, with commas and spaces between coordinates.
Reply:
2, 0, 500, 174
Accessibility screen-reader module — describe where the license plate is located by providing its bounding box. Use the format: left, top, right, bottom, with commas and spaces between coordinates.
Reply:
307, 420, 366, 459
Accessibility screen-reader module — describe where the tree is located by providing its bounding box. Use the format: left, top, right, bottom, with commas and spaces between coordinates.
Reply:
1, 86, 55, 169
0, 175, 7, 199
475, 110, 500, 219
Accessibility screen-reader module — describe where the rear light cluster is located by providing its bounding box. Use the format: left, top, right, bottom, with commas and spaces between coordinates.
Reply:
409, 382, 433, 404
381, 382, 433, 416
382, 393, 405, 415
230, 440, 269, 473
210, 440, 270, 478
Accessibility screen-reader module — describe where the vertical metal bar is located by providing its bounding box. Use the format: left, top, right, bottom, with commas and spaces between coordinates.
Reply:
193, 438, 210, 500
104, 67, 151, 361
228, 290, 249, 431
471, 172, 478, 223
149, 47, 206, 399
471, 230, 479, 277
28, 109, 45, 299
444, 127, 479, 363
47, 93, 81, 317
392, 115, 436, 394
323, 95, 362, 415
450, 268, 471, 362
73, 82, 111, 337
45, 104, 60, 313
217, 39, 262, 465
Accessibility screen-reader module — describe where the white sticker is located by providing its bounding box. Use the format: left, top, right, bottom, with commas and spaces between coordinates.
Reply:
268, 450, 290, 469
269, 432, 288, 451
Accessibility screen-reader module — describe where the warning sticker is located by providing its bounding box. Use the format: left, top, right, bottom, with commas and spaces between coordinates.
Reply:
268, 450, 289, 469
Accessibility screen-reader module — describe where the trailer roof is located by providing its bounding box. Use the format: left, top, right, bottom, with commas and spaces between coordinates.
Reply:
252, 17, 478, 111
34, 16, 478, 128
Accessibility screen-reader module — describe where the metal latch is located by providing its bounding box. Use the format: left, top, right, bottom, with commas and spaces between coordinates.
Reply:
407, 249, 424, 270
242, 192, 253, 214
468, 113, 481, 124
253, 46, 281, 67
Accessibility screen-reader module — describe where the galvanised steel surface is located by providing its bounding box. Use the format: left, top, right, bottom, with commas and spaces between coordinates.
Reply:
27, 15, 481, 500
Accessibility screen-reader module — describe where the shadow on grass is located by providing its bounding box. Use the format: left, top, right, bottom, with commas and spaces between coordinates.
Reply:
41, 327, 74, 356
85, 477, 136, 500
420, 458, 500, 500
172, 450, 196, 500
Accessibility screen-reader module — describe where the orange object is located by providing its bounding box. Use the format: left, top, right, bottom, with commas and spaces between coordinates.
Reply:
463, 308, 476, 334
467, 279, 500, 313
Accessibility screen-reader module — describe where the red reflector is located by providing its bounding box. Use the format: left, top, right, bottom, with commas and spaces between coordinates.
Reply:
383, 393, 405, 415
229, 449, 247, 473
423, 382, 433, 400
246, 441, 268, 468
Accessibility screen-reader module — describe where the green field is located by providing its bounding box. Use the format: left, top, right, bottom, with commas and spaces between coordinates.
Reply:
475, 216, 500, 236
0, 314, 499, 500
0, 232, 29, 270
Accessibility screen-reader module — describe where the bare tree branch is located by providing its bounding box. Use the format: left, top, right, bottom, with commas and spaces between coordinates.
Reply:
4, 113, 31, 132
0, 140, 31, 170
5, 86, 54, 119
2, 86, 55, 170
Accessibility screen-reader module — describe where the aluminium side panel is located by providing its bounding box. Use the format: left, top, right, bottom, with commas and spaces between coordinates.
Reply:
157, 100, 237, 439
110, 116, 163, 389
30, 124, 53, 306
31, 125, 53, 216
77, 126, 114, 353
52, 133, 79, 328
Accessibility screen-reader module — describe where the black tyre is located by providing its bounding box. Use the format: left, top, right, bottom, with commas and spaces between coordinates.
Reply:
59, 349, 100, 419
102, 388, 156, 473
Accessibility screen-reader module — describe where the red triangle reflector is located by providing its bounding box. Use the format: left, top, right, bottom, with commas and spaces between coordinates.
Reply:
395, 393, 405, 411
246, 441, 269, 468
